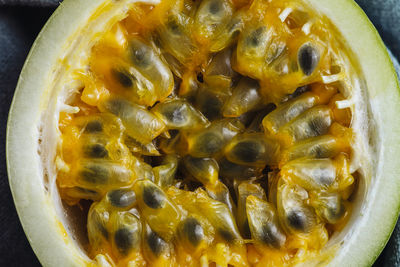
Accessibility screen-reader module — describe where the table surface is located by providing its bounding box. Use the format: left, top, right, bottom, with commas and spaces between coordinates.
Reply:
0, 1, 399, 266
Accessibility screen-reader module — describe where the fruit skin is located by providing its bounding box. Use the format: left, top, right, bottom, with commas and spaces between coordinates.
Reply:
5, 1, 400, 267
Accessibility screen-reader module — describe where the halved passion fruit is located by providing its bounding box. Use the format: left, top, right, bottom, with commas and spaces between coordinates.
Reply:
6, 0, 400, 266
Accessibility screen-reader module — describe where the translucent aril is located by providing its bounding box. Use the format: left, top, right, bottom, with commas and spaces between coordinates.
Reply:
224, 133, 280, 167
203, 48, 237, 89
218, 157, 263, 180
276, 105, 333, 146
142, 224, 172, 264
194, 0, 233, 42
237, 182, 266, 238
153, 154, 179, 188
311, 192, 346, 224
277, 183, 317, 234
133, 180, 181, 241
195, 85, 231, 121
183, 156, 219, 187
99, 97, 165, 144
206, 180, 236, 215
110, 211, 142, 258
106, 189, 136, 209
280, 155, 354, 191
222, 77, 263, 117
187, 119, 244, 158
77, 159, 133, 189
152, 98, 209, 130
87, 202, 111, 254
176, 216, 209, 254
124, 136, 160, 156
246, 195, 286, 249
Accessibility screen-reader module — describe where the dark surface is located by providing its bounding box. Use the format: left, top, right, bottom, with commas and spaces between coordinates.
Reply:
0, 1, 399, 266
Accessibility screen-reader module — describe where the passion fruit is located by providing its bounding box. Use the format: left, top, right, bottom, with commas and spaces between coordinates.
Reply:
6, 0, 400, 266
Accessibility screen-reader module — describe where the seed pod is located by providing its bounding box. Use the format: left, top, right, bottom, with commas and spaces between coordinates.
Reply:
183, 156, 219, 187
134, 180, 181, 241
222, 78, 263, 117
176, 216, 210, 254
281, 158, 342, 191
187, 119, 244, 158
195, 86, 231, 121
156, 14, 197, 64
110, 211, 142, 257
152, 99, 209, 130
246, 195, 286, 249
262, 92, 317, 135
87, 202, 110, 253
280, 135, 346, 164
77, 160, 132, 189
142, 224, 172, 264
194, 0, 233, 42
210, 11, 244, 52
153, 154, 179, 188
129, 38, 174, 101
235, 24, 269, 79
277, 183, 317, 234
206, 180, 236, 215
237, 182, 266, 238
311, 192, 346, 224
298, 43, 320, 76
99, 97, 165, 144
195, 189, 242, 243
106, 189, 136, 209
277, 105, 333, 145
81, 134, 109, 159
224, 133, 280, 167
204, 48, 237, 89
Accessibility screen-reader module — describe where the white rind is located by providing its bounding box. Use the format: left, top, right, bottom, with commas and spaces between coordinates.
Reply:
6, 0, 400, 266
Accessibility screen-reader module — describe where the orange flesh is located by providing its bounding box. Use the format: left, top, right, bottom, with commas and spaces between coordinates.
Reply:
56, 0, 355, 266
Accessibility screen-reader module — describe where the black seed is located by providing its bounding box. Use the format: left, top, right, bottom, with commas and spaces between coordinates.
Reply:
183, 218, 204, 247
199, 95, 222, 121
167, 17, 181, 35
114, 228, 136, 255
85, 120, 103, 133
308, 116, 329, 137
143, 185, 165, 209
287, 210, 307, 232
286, 85, 310, 100
147, 231, 166, 256
298, 44, 320, 76
80, 164, 109, 184
260, 223, 281, 248
196, 132, 223, 155
218, 228, 235, 242
107, 189, 136, 208
209, 0, 220, 14
112, 69, 133, 87
247, 27, 266, 47
231, 140, 262, 163
85, 144, 108, 158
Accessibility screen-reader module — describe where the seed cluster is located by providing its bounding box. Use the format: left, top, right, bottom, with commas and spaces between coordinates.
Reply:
57, 0, 355, 265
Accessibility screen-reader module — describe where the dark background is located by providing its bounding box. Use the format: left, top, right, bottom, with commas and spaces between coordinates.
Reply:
0, 1, 399, 266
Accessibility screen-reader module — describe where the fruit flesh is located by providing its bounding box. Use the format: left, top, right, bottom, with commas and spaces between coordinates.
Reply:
53, 0, 361, 266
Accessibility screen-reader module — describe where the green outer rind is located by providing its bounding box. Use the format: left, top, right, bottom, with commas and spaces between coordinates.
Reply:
5, 0, 110, 266
306, 0, 400, 266
6, 0, 400, 267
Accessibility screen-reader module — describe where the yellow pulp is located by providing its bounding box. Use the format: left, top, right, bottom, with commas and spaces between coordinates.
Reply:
56, 0, 355, 266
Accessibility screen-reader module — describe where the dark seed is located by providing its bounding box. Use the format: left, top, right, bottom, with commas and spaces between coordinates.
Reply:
218, 228, 235, 243
147, 231, 167, 257
209, 0, 221, 14
196, 72, 204, 83
198, 95, 222, 121
112, 69, 133, 88
80, 164, 109, 184
287, 210, 307, 232
163, 105, 186, 125
85, 144, 108, 158
260, 223, 281, 248
107, 189, 136, 208
183, 218, 204, 247
85, 120, 103, 133
196, 132, 223, 155
231, 141, 262, 163
247, 27, 266, 47
143, 185, 165, 209
298, 44, 320, 76
114, 228, 136, 255
308, 116, 330, 137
